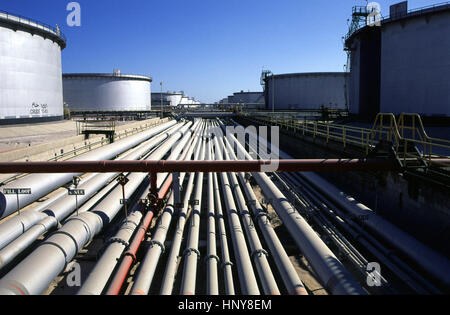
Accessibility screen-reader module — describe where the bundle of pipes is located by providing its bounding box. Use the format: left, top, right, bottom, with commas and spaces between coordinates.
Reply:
0, 120, 194, 295
0, 120, 176, 220
224, 118, 450, 292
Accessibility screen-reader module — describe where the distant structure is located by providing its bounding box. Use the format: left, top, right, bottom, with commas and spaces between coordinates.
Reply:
63, 71, 152, 112
345, 1, 450, 117
0, 10, 66, 125
264, 73, 349, 111
151, 91, 184, 107
228, 91, 265, 104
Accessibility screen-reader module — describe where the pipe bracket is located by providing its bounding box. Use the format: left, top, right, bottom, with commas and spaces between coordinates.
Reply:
183, 248, 201, 259
251, 249, 269, 259
221, 261, 234, 269
149, 240, 165, 253
204, 254, 220, 264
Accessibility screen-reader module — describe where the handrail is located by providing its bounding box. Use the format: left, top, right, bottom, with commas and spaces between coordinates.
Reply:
241, 113, 450, 169
0, 9, 66, 42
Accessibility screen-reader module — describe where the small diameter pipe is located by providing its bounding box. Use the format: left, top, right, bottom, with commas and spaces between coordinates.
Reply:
107, 122, 202, 295
180, 130, 206, 295
222, 135, 308, 295
213, 135, 260, 295
159, 125, 205, 295
216, 135, 280, 295
221, 122, 366, 295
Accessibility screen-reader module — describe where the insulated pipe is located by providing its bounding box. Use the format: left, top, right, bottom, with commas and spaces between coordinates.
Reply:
160, 125, 205, 295
231, 117, 450, 288
0, 121, 189, 295
205, 138, 219, 295
212, 136, 260, 295
221, 124, 366, 295
0, 119, 176, 219
77, 210, 143, 295
130, 193, 175, 295
131, 123, 205, 295
180, 130, 206, 295
216, 135, 280, 295
211, 171, 235, 295
221, 136, 308, 295
297, 171, 450, 289
0, 122, 188, 269
109, 122, 202, 296
0, 173, 99, 251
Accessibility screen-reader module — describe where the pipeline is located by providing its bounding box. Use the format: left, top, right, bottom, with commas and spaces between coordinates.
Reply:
215, 133, 280, 295
131, 122, 206, 295
0, 121, 190, 295
218, 122, 366, 295
221, 135, 308, 295
107, 121, 203, 295
0, 119, 176, 219
213, 135, 260, 295
230, 117, 450, 288
0, 122, 187, 270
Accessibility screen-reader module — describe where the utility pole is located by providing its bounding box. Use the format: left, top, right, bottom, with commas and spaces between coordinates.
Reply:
160, 82, 163, 119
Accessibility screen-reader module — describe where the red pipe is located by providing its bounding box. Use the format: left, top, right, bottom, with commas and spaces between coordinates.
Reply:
0, 159, 411, 174
105, 175, 173, 295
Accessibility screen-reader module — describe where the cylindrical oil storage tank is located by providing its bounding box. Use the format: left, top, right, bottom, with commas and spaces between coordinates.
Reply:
63, 72, 152, 111
380, 3, 450, 117
0, 10, 66, 125
167, 92, 183, 107
232, 91, 265, 104
264, 73, 349, 111
345, 27, 381, 118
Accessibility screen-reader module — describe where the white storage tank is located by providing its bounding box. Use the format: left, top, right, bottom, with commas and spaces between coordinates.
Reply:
265, 72, 349, 111
0, 10, 66, 125
63, 72, 152, 111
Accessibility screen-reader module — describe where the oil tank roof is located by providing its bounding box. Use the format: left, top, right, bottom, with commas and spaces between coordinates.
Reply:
0, 9, 66, 49
267, 72, 348, 80
63, 73, 153, 82
346, 2, 450, 44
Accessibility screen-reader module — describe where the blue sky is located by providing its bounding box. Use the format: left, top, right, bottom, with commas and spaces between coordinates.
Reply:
0, 0, 436, 103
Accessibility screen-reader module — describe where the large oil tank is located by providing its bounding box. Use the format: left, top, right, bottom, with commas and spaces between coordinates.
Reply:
230, 91, 265, 104
63, 72, 152, 111
265, 73, 349, 111
380, 4, 450, 116
0, 10, 66, 125
346, 2, 450, 117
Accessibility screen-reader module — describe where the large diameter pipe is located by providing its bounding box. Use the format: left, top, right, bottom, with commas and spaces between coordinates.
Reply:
0, 120, 176, 219
213, 136, 260, 295
0, 123, 186, 264
0, 121, 188, 295
77, 210, 143, 295
298, 172, 450, 288
160, 128, 204, 295
216, 135, 280, 295
180, 134, 206, 295
130, 193, 175, 295
222, 136, 307, 295
223, 126, 366, 295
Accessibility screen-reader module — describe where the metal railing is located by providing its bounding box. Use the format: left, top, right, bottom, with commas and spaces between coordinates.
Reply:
0, 9, 67, 42
241, 113, 450, 169
346, 2, 450, 41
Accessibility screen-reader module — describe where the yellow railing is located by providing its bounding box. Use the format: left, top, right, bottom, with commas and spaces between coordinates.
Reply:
241, 113, 450, 168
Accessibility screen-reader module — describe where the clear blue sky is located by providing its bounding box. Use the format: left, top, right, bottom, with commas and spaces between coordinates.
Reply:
0, 0, 436, 103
